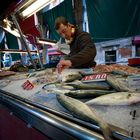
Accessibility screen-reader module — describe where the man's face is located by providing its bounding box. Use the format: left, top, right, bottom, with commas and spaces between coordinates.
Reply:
57, 23, 72, 40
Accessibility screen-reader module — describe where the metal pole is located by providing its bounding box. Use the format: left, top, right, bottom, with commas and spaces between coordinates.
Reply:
0, 52, 1, 70
26, 34, 44, 69
36, 46, 44, 69
11, 14, 37, 70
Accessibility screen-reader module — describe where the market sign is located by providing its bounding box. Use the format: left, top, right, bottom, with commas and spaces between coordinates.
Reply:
82, 73, 107, 82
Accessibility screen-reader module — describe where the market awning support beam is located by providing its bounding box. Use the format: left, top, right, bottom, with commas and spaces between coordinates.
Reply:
11, 14, 37, 70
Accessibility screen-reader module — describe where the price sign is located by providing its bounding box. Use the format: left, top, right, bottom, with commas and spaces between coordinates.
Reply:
82, 73, 107, 82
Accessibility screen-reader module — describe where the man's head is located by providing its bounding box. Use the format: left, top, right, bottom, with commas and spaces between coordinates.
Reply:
55, 16, 74, 40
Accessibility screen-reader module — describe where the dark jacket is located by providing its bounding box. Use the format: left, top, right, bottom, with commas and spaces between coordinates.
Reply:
65, 28, 96, 68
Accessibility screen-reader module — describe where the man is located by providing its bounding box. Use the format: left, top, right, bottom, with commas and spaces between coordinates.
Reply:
55, 16, 96, 73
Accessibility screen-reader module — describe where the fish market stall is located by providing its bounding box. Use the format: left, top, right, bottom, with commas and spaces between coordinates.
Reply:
0, 64, 140, 140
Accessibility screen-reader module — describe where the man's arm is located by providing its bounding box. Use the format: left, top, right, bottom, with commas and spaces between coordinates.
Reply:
57, 60, 72, 73
69, 33, 96, 67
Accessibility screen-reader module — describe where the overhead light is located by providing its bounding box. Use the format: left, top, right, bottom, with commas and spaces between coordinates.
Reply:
36, 38, 57, 46
20, 0, 54, 18
3, 26, 20, 38
1, 19, 20, 37
0, 49, 37, 54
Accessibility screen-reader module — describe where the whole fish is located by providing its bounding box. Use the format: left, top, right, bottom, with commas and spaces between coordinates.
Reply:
45, 88, 69, 94
65, 89, 116, 99
58, 69, 83, 82
42, 82, 74, 91
56, 94, 113, 140
86, 92, 140, 106
66, 80, 111, 90
61, 73, 83, 82
106, 74, 133, 92
111, 70, 132, 77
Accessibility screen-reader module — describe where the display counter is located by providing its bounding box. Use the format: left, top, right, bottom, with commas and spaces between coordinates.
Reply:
0, 91, 103, 140
0, 68, 139, 140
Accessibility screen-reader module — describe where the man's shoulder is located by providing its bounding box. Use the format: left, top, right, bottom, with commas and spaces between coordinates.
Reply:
75, 29, 89, 37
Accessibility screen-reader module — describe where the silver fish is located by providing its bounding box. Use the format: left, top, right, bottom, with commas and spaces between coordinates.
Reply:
57, 69, 83, 82
86, 92, 140, 106
61, 73, 82, 82
66, 80, 111, 90
106, 74, 133, 92
56, 94, 113, 140
43, 82, 74, 92
65, 89, 116, 99
111, 70, 133, 77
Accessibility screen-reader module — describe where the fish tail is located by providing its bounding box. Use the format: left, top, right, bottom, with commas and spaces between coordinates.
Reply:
99, 122, 114, 140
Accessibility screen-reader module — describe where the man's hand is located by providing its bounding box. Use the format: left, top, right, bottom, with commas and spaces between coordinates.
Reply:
57, 60, 72, 73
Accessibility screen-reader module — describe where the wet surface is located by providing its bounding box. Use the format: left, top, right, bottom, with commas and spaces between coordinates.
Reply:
0, 71, 140, 139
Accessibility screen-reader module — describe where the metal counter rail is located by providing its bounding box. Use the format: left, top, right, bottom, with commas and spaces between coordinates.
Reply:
0, 89, 136, 140
0, 91, 104, 140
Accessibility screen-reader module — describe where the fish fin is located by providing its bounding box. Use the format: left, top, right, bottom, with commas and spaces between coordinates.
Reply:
99, 122, 114, 140
108, 124, 129, 136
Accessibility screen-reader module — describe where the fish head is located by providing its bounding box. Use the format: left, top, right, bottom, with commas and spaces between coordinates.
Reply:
65, 91, 78, 97
62, 73, 82, 82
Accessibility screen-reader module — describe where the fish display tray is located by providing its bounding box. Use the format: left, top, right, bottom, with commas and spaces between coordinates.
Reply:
0, 71, 140, 139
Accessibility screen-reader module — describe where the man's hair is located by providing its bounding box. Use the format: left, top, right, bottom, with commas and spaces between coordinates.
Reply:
54, 16, 68, 30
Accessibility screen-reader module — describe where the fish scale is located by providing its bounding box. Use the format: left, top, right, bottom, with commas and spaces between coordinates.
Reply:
86, 92, 140, 106
65, 80, 111, 90
56, 94, 114, 140
106, 74, 133, 92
